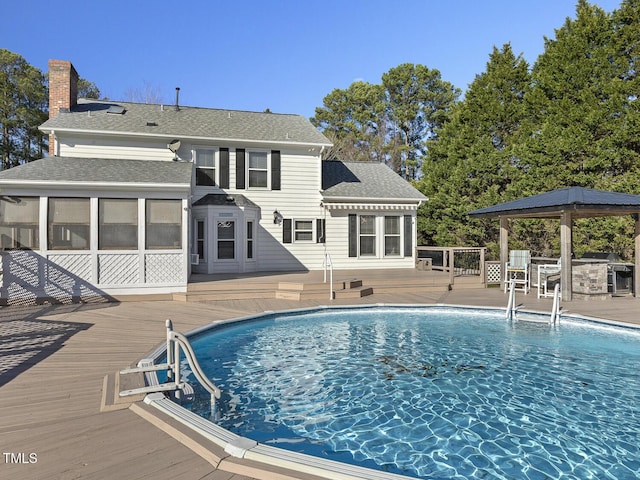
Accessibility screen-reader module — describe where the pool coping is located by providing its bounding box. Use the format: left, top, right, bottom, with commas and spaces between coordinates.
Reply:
134, 302, 640, 480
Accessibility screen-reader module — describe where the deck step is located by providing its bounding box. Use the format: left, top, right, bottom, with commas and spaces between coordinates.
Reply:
275, 278, 370, 301
100, 370, 147, 412
174, 290, 275, 302
334, 286, 374, 299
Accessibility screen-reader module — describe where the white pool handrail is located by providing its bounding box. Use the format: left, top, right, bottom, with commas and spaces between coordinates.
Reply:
550, 283, 561, 325
506, 279, 516, 320
323, 252, 334, 301
120, 319, 221, 411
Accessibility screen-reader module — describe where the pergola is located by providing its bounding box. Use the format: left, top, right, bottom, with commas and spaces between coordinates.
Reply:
468, 186, 640, 301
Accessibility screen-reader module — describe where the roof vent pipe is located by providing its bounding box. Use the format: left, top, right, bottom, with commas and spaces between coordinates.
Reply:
175, 87, 180, 111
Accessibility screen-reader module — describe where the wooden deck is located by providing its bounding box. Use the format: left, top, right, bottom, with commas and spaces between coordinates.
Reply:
1, 285, 639, 479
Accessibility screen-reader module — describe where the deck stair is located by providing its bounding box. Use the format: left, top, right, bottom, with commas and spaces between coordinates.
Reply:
174, 280, 276, 302
175, 269, 457, 303
275, 278, 373, 301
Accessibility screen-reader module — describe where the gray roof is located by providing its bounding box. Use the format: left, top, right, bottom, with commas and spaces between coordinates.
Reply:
468, 186, 640, 218
192, 193, 259, 208
0, 157, 193, 187
40, 99, 332, 147
322, 161, 427, 202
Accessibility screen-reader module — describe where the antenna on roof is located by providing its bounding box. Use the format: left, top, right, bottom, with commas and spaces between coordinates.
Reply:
175, 87, 180, 111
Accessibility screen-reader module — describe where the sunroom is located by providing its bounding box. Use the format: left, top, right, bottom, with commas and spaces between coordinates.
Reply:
0, 157, 192, 304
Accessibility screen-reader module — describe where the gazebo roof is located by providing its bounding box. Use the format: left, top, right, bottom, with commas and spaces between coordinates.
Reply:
468, 186, 640, 219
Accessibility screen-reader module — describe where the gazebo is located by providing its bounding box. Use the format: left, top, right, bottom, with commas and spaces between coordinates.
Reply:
468, 186, 640, 301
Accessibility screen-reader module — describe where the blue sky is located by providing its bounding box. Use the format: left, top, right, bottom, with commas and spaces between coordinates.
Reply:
3, 0, 622, 119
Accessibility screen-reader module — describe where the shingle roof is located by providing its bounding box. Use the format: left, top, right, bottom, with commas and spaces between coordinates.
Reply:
192, 193, 258, 208
468, 186, 640, 218
321, 161, 427, 202
0, 157, 192, 186
40, 99, 332, 146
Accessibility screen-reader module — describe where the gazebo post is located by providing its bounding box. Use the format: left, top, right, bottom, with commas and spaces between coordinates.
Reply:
560, 211, 572, 301
500, 217, 509, 290
634, 215, 640, 297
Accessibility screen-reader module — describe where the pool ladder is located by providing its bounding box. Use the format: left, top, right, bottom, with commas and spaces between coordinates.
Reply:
507, 280, 561, 324
119, 319, 221, 408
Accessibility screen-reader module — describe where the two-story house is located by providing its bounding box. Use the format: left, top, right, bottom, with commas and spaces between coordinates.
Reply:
0, 60, 426, 304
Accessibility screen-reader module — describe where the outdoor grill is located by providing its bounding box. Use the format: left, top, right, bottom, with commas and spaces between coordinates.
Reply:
580, 252, 634, 294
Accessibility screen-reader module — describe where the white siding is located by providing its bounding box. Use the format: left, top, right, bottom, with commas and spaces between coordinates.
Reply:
227, 148, 326, 271
58, 135, 177, 161
325, 210, 417, 270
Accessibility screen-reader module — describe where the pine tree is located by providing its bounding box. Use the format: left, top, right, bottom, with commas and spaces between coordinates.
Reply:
417, 44, 530, 254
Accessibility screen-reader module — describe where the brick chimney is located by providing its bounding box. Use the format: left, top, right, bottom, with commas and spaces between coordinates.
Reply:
48, 59, 79, 156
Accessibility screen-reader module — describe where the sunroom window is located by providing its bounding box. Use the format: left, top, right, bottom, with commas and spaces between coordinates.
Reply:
48, 198, 90, 250
145, 199, 182, 249
0, 196, 39, 249
99, 199, 138, 250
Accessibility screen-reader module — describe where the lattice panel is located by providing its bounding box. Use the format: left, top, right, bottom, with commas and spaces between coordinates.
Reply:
47, 254, 92, 281
98, 254, 140, 285
1, 251, 42, 305
145, 253, 184, 284
44, 254, 93, 302
486, 262, 502, 284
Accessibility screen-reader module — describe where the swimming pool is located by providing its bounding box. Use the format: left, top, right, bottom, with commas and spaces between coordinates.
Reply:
168, 306, 640, 479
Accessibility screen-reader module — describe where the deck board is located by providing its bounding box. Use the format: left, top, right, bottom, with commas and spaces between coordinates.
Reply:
1, 279, 639, 479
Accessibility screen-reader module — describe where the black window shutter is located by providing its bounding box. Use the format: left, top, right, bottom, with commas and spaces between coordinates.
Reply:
348, 214, 357, 257
236, 149, 245, 189
271, 150, 281, 190
404, 215, 413, 257
219, 148, 229, 189
316, 219, 326, 243
283, 219, 292, 243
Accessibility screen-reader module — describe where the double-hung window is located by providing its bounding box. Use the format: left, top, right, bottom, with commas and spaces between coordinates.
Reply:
359, 215, 376, 256
195, 148, 216, 186
384, 216, 401, 256
0, 196, 39, 249
217, 220, 235, 259
248, 151, 268, 188
294, 220, 313, 242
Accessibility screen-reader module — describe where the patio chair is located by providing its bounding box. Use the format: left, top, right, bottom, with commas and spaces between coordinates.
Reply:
537, 259, 561, 299
504, 250, 531, 294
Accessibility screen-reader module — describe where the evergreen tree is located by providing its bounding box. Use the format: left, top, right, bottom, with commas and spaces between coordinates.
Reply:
311, 81, 387, 163
312, 65, 460, 179
418, 44, 530, 255
382, 63, 460, 179
0, 49, 48, 169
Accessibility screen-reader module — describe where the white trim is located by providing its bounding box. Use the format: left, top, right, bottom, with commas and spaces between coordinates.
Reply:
0, 180, 190, 192
38, 127, 333, 149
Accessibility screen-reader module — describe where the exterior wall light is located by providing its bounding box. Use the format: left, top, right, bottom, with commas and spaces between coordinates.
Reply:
273, 210, 283, 225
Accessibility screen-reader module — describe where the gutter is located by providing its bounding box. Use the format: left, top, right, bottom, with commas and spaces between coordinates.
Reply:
0, 180, 190, 192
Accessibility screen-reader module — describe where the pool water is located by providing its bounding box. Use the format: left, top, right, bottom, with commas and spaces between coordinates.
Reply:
180, 307, 640, 479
